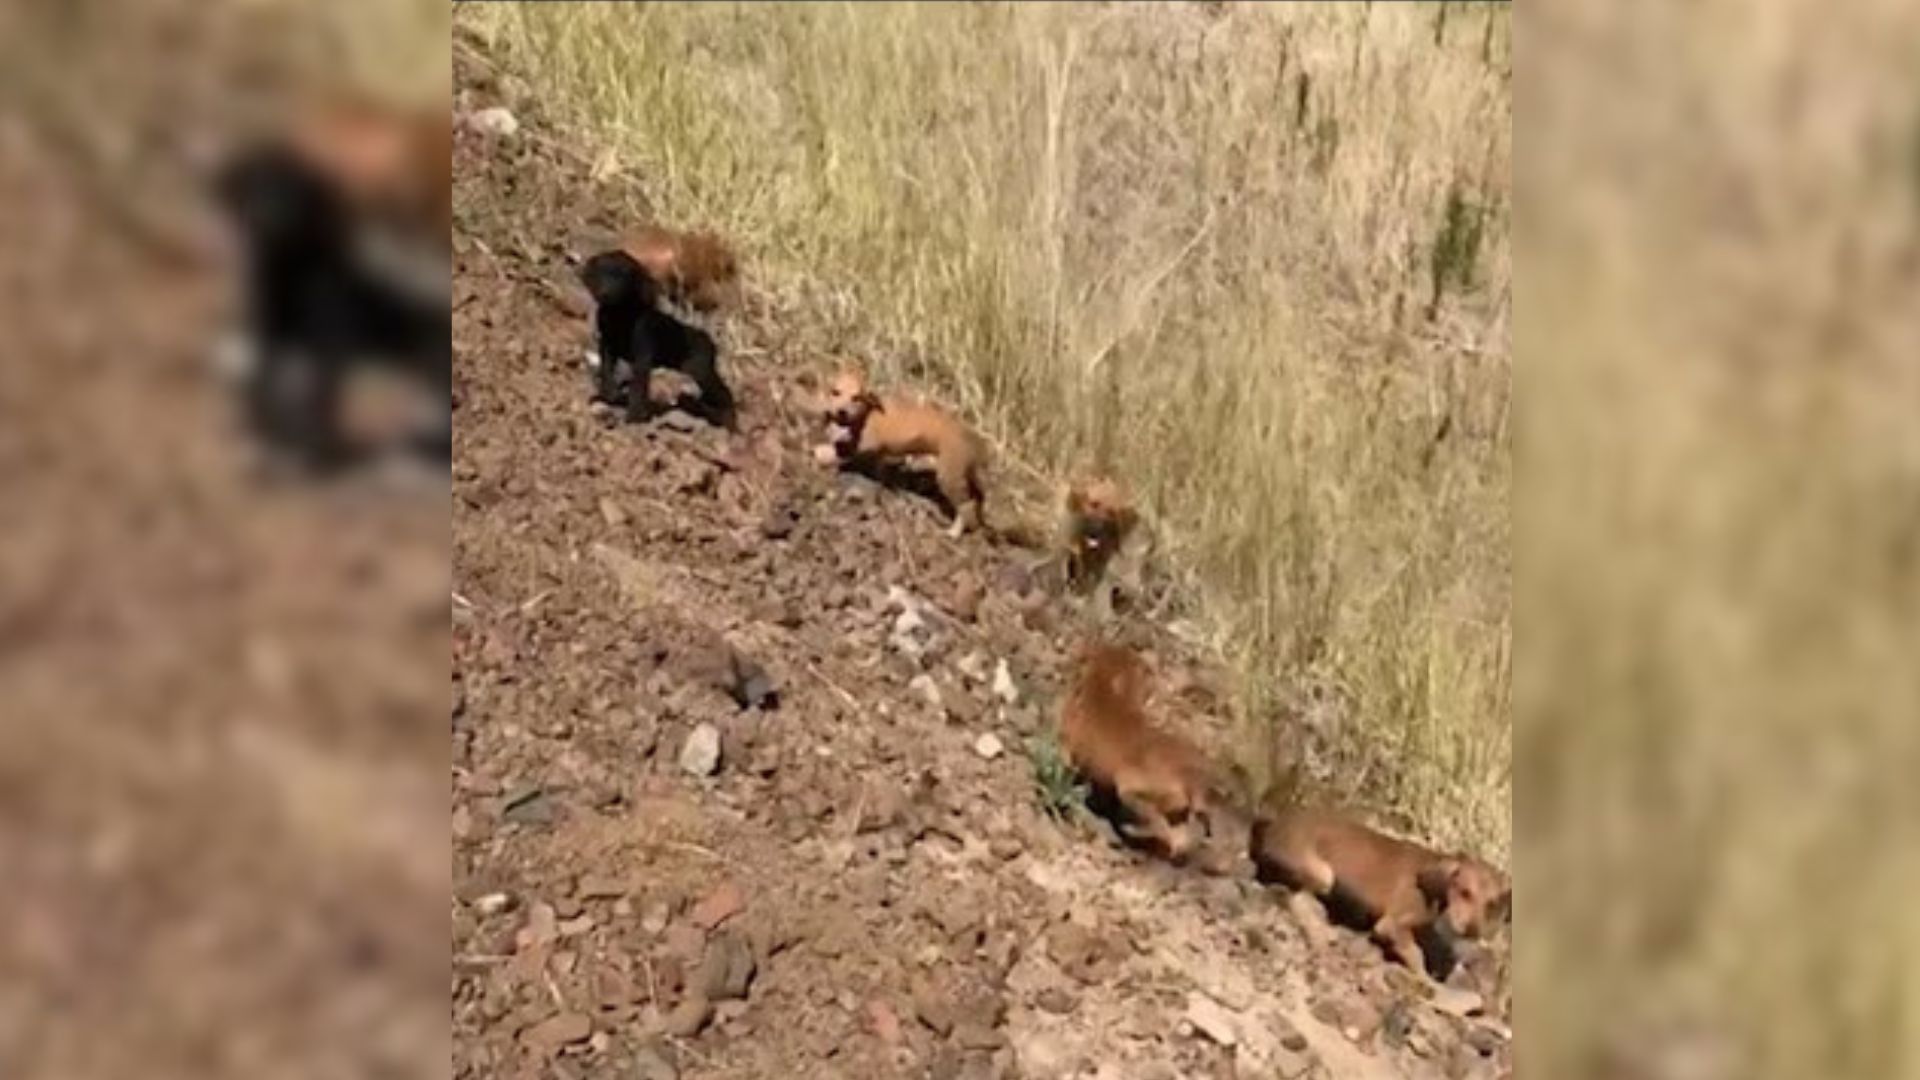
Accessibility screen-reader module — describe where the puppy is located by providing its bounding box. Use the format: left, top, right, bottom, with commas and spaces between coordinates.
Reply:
286, 93, 452, 250
212, 140, 450, 472
578, 249, 734, 428
1249, 799, 1511, 978
1058, 642, 1225, 864
1064, 474, 1151, 615
621, 225, 740, 312
814, 369, 987, 538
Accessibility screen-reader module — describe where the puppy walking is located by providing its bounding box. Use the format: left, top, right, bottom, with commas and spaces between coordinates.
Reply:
1250, 777, 1510, 979
577, 249, 734, 428
814, 370, 988, 538
1058, 642, 1226, 864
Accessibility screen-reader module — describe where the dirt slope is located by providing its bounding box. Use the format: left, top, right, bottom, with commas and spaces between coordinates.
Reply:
451, 46, 1512, 1080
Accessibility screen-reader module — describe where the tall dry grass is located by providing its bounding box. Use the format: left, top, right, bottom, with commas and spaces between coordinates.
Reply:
1523, 1, 1920, 1077
462, 2, 1512, 858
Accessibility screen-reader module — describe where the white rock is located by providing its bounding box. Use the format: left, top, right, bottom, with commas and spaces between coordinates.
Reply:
955, 652, 990, 684
1185, 992, 1240, 1047
678, 723, 722, 777
991, 659, 1020, 705
908, 674, 944, 709
973, 733, 1005, 760
473, 892, 513, 916
583, 348, 603, 371
466, 106, 520, 137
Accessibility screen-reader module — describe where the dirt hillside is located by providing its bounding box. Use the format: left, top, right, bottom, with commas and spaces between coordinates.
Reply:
450, 42, 1512, 1080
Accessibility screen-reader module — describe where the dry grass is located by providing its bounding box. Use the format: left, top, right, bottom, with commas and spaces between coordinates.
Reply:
461, 0, 1513, 860
1522, 1, 1920, 1077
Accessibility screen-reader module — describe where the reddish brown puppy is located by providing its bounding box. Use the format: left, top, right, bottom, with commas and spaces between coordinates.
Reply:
1059, 642, 1226, 863
1250, 800, 1511, 978
620, 224, 741, 312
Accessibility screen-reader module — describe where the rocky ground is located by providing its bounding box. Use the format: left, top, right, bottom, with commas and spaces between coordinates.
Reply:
450, 41, 1513, 1080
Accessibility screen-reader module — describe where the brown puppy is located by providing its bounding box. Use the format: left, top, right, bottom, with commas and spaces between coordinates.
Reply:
621, 225, 740, 312
1063, 474, 1154, 616
288, 92, 452, 247
1059, 642, 1224, 863
1250, 798, 1511, 978
815, 369, 988, 538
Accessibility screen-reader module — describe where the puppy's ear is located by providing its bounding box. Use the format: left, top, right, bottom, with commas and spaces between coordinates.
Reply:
856, 390, 883, 412
1492, 887, 1513, 924
1417, 859, 1460, 906
1066, 485, 1088, 516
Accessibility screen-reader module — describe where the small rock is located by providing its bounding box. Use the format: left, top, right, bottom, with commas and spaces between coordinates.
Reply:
521, 1011, 591, 1053
1036, 988, 1077, 1015
577, 876, 627, 901
518, 902, 559, 949
909, 673, 945, 710
867, 999, 904, 1044
1184, 992, 1239, 1047
631, 1044, 679, 1080
699, 932, 757, 1001
690, 882, 745, 930
558, 914, 595, 937
944, 575, 984, 622
1430, 986, 1485, 1019
663, 994, 713, 1038
731, 653, 778, 711
473, 892, 513, 916
600, 497, 629, 528
911, 980, 956, 1037
679, 724, 722, 776
973, 733, 1005, 760
990, 661, 1019, 705
466, 106, 520, 137
759, 504, 800, 540
955, 652, 990, 684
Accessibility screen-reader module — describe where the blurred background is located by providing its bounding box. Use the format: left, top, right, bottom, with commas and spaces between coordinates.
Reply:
1521, 1, 1920, 1078
0, 0, 448, 1077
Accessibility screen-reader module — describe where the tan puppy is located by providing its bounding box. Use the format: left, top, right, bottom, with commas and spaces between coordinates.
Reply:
815, 370, 988, 538
288, 92, 452, 248
1062, 474, 1154, 616
1250, 798, 1511, 978
621, 224, 740, 312
1059, 642, 1224, 863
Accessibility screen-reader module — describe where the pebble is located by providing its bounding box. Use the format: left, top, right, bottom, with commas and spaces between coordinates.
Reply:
990, 660, 1019, 705
973, 732, 1005, 760
909, 673, 945, 710
473, 892, 513, 916
690, 881, 746, 930
663, 994, 713, 1038
1184, 992, 1240, 1047
679, 724, 722, 777
521, 1011, 591, 1053
631, 1044, 678, 1080
466, 106, 520, 137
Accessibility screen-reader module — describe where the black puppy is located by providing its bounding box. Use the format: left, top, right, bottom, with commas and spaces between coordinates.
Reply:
577, 249, 734, 428
212, 142, 450, 473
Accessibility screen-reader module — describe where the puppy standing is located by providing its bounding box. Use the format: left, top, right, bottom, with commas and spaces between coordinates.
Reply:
620, 225, 740, 313
1249, 786, 1511, 978
577, 249, 735, 428
1063, 475, 1154, 618
1059, 642, 1227, 864
212, 96, 452, 472
814, 370, 988, 538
